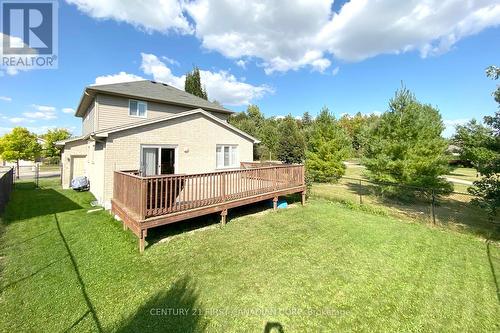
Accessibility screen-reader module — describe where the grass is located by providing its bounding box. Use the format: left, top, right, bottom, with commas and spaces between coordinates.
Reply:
312, 180, 499, 241
342, 165, 479, 192
1, 179, 499, 332
448, 167, 483, 183
39, 165, 61, 172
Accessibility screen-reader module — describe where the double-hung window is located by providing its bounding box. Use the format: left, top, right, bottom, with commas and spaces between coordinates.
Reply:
129, 100, 147, 117
216, 145, 238, 168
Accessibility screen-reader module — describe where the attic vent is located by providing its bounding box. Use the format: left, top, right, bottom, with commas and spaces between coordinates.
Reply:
151, 80, 157, 84
162, 83, 169, 87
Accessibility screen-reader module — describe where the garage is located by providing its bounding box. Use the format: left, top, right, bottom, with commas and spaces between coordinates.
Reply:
70, 155, 86, 180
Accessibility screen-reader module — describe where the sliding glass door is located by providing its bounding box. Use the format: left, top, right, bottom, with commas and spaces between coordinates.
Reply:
142, 148, 158, 176
141, 145, 177, 176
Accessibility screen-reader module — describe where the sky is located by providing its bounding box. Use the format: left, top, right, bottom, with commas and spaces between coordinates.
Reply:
1, 0, 500, 138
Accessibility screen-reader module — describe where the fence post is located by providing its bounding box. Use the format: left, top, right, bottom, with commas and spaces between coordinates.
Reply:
431, 189, 436, 225
35, 163, 39, 188
359, 179, 363, 205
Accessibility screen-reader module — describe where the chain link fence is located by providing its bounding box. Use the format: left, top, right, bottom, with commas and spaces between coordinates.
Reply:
311, 176, 499, 239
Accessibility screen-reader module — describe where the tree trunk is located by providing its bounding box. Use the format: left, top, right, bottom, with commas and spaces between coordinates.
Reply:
16, 160, 19, 179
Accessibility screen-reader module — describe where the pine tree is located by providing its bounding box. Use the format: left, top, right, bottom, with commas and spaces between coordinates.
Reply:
306, 108, 352, 182
184, 66, 208, 100
363, 87, 452, 194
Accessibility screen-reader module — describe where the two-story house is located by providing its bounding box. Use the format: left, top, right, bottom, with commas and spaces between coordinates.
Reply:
58, 80, 259, 208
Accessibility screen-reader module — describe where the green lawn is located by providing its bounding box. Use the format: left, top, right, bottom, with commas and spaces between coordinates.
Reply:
448, 167, 482, 183
39, 165, 61, 172
1, 179, 499, 332
342, 165, 479, 192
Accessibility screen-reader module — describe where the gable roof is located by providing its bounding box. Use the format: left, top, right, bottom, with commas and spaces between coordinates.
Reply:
56, 109, 260, 145
75, 80, 232, 117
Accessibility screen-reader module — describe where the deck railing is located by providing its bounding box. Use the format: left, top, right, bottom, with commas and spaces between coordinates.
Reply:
114, 164, 305, 220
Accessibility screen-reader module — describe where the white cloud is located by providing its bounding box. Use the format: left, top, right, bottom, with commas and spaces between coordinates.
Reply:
23, 112, 57, 120
93, 71, 144, 85
31, 104, 56, 112
443, 118, 470, 137
0, 116, 35, 124
0, 33, 37, 76
0, 96, 12, 102
318, 0, 500, 61
331, 67, 340, 76
161, 56, 180, 66
69, 1, 500, 74
140, 53, 273, 105
186, 0, 333, 74
140, 53, 185, 88
8, 117, 26, 124
66, 0, 192, 33
188, 0, 500, 72
235, 59, 247, 69
62, 108, 75, 114
23, 104, 57, 120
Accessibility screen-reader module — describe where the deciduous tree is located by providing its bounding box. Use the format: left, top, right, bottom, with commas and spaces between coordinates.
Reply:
468, 66, 500, 218
0, 127, 41, 178
276, 115, 305, 164
41, 128, 71, 162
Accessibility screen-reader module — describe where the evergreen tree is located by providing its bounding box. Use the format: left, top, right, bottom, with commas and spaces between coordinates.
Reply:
363, 87, 452, 193
184, 66, 207, 100
301, 112, 313, 127
276, 115, 305, 164
306, 108, 352, 182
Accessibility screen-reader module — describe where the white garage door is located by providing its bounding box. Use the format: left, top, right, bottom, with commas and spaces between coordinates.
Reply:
71, 156, 86, 179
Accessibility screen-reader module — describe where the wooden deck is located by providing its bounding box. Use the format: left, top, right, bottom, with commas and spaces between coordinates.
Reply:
111, 164, 306, 251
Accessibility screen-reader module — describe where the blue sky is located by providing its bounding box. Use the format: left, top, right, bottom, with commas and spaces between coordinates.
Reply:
1, 0, 500, 138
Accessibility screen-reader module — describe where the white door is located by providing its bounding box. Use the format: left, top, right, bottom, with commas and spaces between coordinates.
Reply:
71, 156, 86, 179
142, 148, 158, 176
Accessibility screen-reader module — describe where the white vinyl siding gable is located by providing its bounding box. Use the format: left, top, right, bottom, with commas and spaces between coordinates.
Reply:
216, 145, 238, 169
129, 100, 147, 118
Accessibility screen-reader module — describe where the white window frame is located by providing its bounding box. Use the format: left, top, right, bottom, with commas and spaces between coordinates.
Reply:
129, 99, 147, 118
216, 144, 238, 169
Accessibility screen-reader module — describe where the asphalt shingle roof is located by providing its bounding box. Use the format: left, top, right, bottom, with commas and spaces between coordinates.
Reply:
84, 80, 232, 114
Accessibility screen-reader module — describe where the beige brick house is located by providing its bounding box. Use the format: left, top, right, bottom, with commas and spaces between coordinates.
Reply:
57, 80, 258, 208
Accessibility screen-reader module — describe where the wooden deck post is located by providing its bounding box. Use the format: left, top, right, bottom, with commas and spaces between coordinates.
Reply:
272, 196, 278, 210
220, 209, 228, 226
123, 221, 128, 231
301, 191, 306, 206
139, 229, 147, 253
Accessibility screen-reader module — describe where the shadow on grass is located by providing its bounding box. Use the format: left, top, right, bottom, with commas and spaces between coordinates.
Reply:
115, 276, 206, 333
0, 257, 63, 292
486, 240, 500, 303
3, 182, 82, 223
55, 213, 103, 333
145, 194, 301, 248
264, 322, 285, 333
